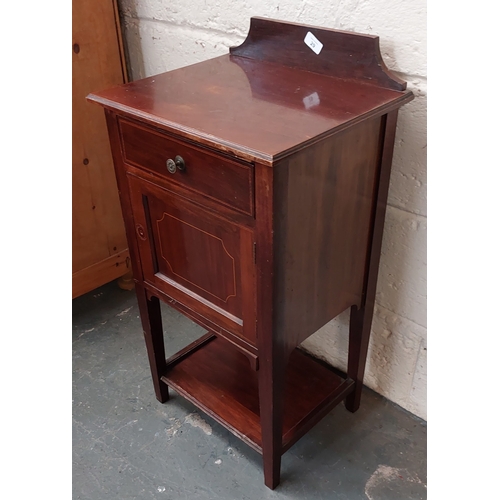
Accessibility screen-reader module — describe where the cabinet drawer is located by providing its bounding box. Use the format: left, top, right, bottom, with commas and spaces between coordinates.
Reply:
118, 118, 254, 216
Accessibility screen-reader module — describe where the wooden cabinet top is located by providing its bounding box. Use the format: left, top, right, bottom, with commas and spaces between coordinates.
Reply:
88, 17, 413, 165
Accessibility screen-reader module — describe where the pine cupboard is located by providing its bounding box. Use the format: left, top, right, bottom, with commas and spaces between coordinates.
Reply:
72, 0, 130, 298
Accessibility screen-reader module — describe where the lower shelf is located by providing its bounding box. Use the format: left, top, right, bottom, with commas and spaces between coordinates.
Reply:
161, 336, 355, 454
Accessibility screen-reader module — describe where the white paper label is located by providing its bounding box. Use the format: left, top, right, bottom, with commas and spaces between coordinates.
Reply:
303, 91, 320, 110
304, 31, 323, 55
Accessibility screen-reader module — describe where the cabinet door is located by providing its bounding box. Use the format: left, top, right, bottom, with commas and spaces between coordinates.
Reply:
128, 174, 256, 344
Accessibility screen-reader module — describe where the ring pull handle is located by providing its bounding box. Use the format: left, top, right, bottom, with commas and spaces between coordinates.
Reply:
166, 155, 186, 174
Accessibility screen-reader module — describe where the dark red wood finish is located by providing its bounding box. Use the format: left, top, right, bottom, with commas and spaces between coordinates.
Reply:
119, 117, 255, 216
345, 110, 400, 412
230, 17, 407, 91
89, 18, 413, 490
272, 115, 385, 356
161, 335, 352, 453
88, 51, 412, 165
127, 174, 257, 344
253, 161, 285, 487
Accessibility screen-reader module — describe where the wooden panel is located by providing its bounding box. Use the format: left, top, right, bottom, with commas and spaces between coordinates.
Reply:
230, 17, 407, 91
143, 281, 259, 365
162, 336, 349, 453
124, 163, 256, 229
128, 174, 257, 344
72, 0, 128, 296
152, 201, 240, 310
87, 54, 413, 165
72, 251, 129, 299
119, 118, 254, 216
273, 116, 384, 353
346, 111, 400, 412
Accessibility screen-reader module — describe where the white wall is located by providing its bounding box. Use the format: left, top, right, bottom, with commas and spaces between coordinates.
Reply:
118, 0, 427, 420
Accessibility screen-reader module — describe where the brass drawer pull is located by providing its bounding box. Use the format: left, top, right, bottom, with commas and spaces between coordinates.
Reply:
166, 155, 186, 174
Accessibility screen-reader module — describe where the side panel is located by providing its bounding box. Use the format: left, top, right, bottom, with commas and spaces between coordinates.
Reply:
273, 116, 384, 352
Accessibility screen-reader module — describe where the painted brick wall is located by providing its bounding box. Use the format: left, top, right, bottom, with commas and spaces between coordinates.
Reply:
118, 0, 427, 420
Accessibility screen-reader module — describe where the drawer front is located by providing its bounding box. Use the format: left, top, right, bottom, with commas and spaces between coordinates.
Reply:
127, 174, 256, 345
119, 118, 254, 216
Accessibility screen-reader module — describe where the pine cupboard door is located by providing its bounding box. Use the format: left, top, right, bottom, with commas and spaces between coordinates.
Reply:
127, 174, 256, 344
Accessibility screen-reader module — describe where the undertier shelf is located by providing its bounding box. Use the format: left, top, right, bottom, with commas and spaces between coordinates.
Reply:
161, 336, 355, 454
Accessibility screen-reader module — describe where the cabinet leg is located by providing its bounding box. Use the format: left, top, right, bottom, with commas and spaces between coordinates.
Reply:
346, 110, 399, 413
259, 354, 286, 489
345, 304, 374, 413
136, 287, 169, 403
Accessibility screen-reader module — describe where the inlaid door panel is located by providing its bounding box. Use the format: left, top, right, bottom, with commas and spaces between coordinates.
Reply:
127, 174, 256, 343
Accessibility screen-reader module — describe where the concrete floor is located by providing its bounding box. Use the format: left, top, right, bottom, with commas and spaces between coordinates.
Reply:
73, 280, 426, 500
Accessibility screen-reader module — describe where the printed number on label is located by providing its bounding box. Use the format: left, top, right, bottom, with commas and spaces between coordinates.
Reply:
304, 32, 323, 55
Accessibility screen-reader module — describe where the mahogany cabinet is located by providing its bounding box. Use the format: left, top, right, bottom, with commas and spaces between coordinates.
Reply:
88, 17, 413, 489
